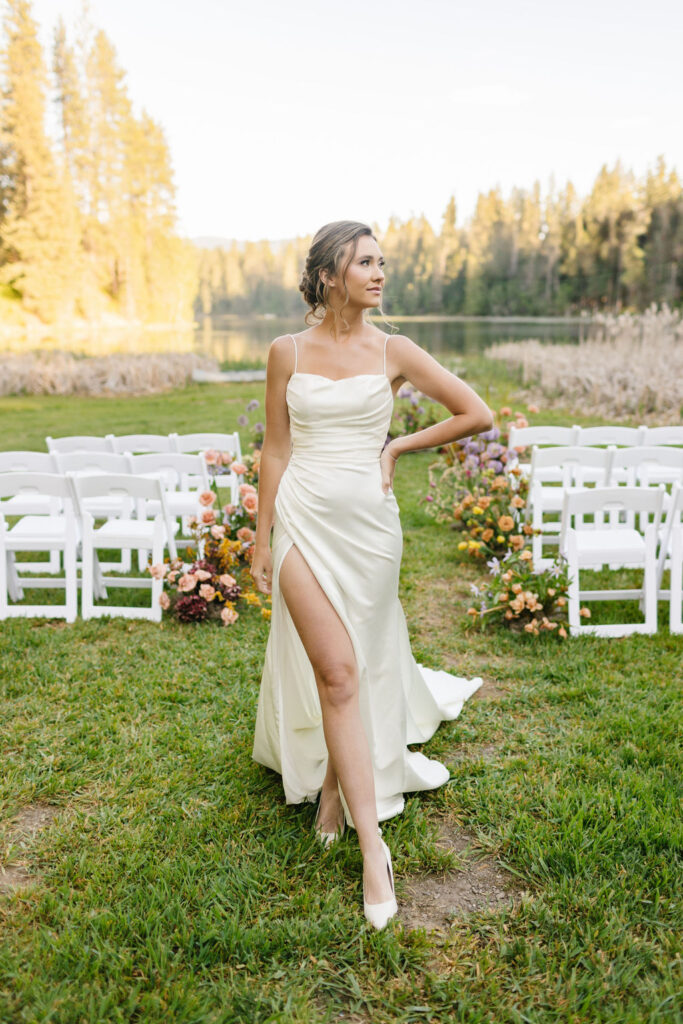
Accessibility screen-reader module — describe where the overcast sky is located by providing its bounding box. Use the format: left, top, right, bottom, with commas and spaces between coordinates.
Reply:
30, 0, 683, 242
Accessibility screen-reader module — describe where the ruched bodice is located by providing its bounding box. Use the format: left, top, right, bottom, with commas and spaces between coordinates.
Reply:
252, 339, 482, 825
286, 372, 393, 463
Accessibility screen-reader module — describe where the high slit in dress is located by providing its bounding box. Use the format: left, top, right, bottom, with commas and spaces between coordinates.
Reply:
252, 333, 483, 824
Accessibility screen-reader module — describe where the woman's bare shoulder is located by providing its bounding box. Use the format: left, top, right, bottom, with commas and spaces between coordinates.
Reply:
267, 335, 297, 375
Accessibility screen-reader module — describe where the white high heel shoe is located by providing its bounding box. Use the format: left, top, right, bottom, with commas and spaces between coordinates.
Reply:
363, 837, 398, 930
314, 794, 346, 849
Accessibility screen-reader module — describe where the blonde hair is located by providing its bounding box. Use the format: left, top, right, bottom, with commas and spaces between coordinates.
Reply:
299, 220, 395, 334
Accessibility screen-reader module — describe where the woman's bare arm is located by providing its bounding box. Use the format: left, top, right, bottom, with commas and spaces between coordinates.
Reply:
379, 335, 493, 492
388, 335, 493, 455
251, 336, 294, 592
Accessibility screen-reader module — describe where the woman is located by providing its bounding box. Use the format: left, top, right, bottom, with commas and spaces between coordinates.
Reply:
250, 220, 492, 929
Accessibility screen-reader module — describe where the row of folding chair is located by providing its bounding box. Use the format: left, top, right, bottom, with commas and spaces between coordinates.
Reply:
526, 445, 683, 566
509, 423, 683, 449
0, 472, 178, 622
559, 483, 683, 637
45, 431, 243, 459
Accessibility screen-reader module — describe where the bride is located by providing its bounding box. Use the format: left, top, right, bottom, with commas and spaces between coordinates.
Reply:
250, 220, 492, 929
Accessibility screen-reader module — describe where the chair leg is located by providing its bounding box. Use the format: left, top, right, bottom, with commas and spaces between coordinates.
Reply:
566, 530, 581, 634
81, 520, 94, 619
7, 552, 23, 601
642, 527, 657, 634
64, 536, 78, 624
151, 520, 164, 622
670, 528, 683, 635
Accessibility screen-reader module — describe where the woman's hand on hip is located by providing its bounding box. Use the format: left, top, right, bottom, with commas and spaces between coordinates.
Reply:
250, 546, 273, 595
380, 443, 399, 494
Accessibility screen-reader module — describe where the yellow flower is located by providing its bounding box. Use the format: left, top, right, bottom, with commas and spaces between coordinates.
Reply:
497, 534, 505, 543
457, 541, 468, 550
472, 506, 484, 515
468, 540, 481, 549
261, 608, 272, 620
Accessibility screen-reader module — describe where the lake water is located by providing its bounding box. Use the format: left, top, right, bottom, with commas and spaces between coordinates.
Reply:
3, 316, 585, 363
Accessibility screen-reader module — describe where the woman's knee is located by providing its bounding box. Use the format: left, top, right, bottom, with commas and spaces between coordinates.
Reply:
316, 660, 356, 707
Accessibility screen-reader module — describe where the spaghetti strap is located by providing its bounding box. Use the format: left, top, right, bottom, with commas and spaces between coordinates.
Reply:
383, 334, 389, 376
289, 334, 298, 374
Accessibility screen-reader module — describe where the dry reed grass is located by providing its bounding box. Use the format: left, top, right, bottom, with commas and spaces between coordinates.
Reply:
486, 305, 683, 422
0, 351, 219, 397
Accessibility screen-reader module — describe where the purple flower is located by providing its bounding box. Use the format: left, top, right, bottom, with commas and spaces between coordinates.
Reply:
480, 426, 500, 442
410, 395, 419, 407
417, 406, 425, 415
470, 582, 480, 595
489, 459, 504, 473
253, 422, 264, 433
246, 399, 260, 412
398, 386, 412, 399
237, 415, 248, 427
426, 494, 434, 502
464, 455, 479, 471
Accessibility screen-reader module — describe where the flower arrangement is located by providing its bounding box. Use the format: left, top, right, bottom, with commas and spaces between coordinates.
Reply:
465, 550, 577, 638
150, 487, 270, 626
237, 397, 265, 448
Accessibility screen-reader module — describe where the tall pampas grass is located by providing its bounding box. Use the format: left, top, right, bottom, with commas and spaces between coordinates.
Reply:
486, 305, 683, 421
0, 351, 219, 397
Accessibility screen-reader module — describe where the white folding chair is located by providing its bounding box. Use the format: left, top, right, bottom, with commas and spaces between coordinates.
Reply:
507, 425, 579, 480
0, 473, 78, 622
655, 482, 683, 634
642, 426, 683, 447
559, 486, 664, 637
0, 453, 61, 571
46, 435, 114, 454
608, 446, 683, 504
71, 474, 176, 622
108, 434, 177, 454
128, 452, 211, 558
574, 425, 647, 447
172, 431, 242, 461
54, 452, 134, 572
528, 446, 614, 568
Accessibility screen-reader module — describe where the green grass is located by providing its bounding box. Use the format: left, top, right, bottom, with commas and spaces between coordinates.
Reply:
0, 369, 682, 1023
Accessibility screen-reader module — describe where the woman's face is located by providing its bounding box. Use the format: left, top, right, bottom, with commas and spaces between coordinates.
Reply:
330, 236, 385, 310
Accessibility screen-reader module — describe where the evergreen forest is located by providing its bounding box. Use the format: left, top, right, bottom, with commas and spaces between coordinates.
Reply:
1, 0, 682, 328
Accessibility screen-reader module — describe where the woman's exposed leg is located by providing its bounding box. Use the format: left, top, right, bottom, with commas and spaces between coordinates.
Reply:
279, 544, 393, 906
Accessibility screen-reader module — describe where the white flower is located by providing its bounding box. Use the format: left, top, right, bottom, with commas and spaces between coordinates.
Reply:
486, 556, 501, 576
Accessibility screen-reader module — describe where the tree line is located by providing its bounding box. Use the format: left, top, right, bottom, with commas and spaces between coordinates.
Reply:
198, 162, 682, 319
1, 2, 681, 326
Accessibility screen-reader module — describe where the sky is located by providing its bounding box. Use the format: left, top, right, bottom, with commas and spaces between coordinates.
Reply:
30, 0, 683, 243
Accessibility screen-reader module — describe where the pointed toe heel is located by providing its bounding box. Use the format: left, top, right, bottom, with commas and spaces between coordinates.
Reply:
363, 838, 398, 930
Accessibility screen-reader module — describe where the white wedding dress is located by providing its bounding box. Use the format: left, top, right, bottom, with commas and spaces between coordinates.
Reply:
252, 334, 482, 823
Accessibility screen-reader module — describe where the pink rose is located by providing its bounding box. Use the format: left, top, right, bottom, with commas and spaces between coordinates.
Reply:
239, 483, 256, 497
236, 527, 254, 542
223, 503, 237, 515
527, 404, 539, 414
230, 462, 247, 475
194, 568, 212, 581
199, 583, 216, 601
221, 606, 239, 625
167, 571, 178, 584
159, 591, 170, 609
199, 490, 216, 507
219, 573, 236, 588
149, 563, 166, 580
201, 509, 216, 525
220, 451, 234, 465
500, 406, 512, 416
177, 573, 197, 592
242, 493, 258, 513
187, 515, 198, 527
204, 449, 220, 466
210, 524, 226, 540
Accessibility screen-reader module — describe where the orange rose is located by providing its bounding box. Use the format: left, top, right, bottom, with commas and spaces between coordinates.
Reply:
498, 515, 514, 532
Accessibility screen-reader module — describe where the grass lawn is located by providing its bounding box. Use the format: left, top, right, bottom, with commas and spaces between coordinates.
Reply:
0, 364, 681, 1023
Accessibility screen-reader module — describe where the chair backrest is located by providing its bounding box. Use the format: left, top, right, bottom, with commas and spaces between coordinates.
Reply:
173, 432, 242, 461
54, 452, 132, 476
574, 425, 646, 447
128, 452, 209, 491
530, 445, 614, 489
108, 433, 176, 454
46, 435, 114, 454
656, 482, 683, 585
0, 451, 57, 473
508, 425, 578, 449
608, 446, 683, 487
560, 485, 664, 550
0, 471, 74, 505
70, 472, 164, 505
642, 426, 683, 447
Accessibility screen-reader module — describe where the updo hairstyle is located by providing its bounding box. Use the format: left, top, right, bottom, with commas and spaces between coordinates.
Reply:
299, 220, 379, 331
